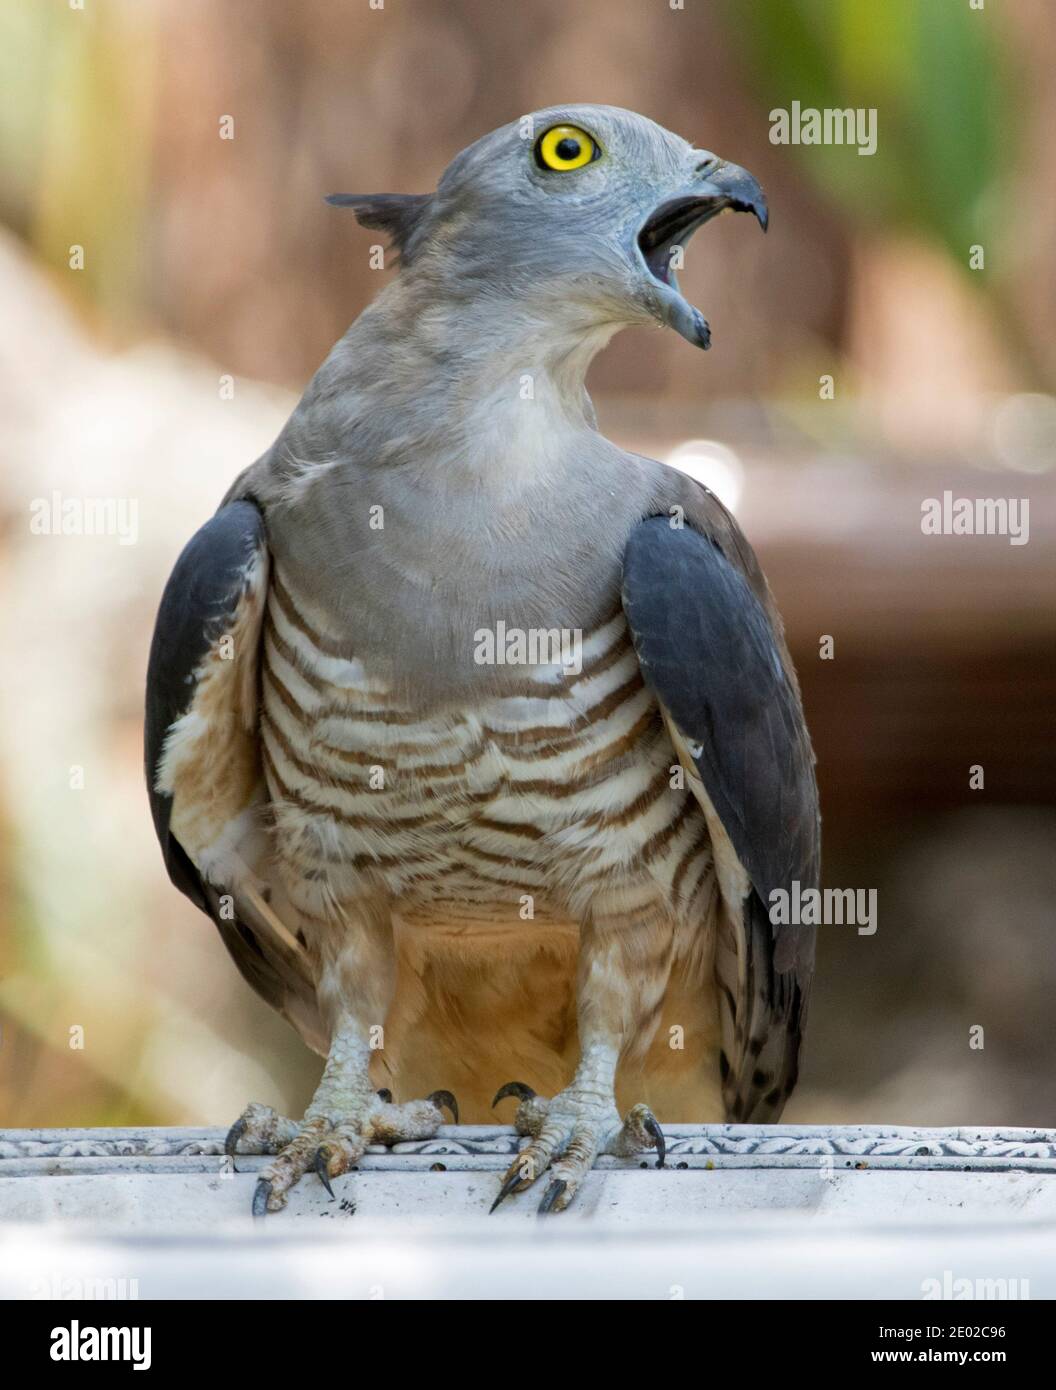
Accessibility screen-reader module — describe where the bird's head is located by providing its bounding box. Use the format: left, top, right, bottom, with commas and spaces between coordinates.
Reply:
328, 104, 767, 353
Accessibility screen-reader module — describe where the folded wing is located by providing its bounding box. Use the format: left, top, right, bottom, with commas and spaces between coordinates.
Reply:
622, 510, 819, 1119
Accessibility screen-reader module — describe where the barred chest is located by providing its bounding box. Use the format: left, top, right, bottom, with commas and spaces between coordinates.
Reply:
259, 565, 712, 930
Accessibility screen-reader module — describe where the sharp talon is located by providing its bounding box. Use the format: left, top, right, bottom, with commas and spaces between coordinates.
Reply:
252, 1179, 272, 1219
376, 1088, 393, 1104
491, 1081, 536, 1108
644, 1114, 666, 1169
225, 1117, 246, 1156
428, 1089, 459, 1124
489, 1169, 523, 1214
314, 1148, 335, 1199
538, 1179, 567, 1215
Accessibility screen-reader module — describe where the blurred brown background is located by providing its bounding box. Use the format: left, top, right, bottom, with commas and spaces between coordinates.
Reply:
0, 0, 1053, 1131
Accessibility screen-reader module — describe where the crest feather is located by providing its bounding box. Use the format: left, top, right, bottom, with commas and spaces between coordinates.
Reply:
325, 192, 434, 264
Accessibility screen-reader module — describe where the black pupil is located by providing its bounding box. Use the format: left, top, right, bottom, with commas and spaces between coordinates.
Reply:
555, 136, 582, 161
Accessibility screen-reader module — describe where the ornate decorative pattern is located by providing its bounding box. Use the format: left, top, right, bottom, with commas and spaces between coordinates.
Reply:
3, 1124, 1056, 1172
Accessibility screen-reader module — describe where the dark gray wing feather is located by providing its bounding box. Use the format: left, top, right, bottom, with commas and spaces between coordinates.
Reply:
622, 515, 819, 1119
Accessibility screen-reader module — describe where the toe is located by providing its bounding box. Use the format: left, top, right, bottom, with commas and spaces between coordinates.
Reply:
313, 1147, 336, 1199
491, 1080, 550, 1137
490, 1117, 568, 1211
226, 1102, 299, 1156
371, 1091, 456, 1143
489, 1166, 527, 1214
252, 1178, 273, 1219
492, 1080, 536, 1107
491, 1144, 550, 1212
427, 1089, 459, 1124
226, 1116, 249, 1157
537, 1178, 568, 1214
609, 1103, 666, 1168
541, 1118, 602, 1211
312, 1131, 365, 1197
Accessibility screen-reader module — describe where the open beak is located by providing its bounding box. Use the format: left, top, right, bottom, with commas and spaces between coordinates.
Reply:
637, 159, 768, 349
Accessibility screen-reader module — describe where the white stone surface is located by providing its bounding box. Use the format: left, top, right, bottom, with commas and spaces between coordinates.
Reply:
3, 1165, 1056, 1229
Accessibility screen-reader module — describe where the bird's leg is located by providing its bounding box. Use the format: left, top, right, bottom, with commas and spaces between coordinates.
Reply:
492, 892, 672, 1213
225, 905, 458, 1215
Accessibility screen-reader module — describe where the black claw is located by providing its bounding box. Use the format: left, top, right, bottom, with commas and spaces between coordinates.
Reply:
489, 1169, 523, 1214
537, 1179, 567, 1215
491, 1081, 536, 1109
314, 1148, 335, 1199
644, 1114, 666, 1169
252, 1178, 272, 1219
376, 1088, 393, 1104
428, 1089, 459, 1124
225, 1117, 246, 1156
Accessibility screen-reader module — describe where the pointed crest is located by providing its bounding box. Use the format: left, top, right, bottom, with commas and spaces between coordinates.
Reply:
325, 193, 434, 264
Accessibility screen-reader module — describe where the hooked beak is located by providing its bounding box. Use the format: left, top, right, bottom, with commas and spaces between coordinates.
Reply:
637, 159, 768, 349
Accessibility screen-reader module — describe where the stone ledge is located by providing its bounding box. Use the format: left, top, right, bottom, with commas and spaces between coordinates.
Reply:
3, 1125, 1055, 1297
2, 1123, 1055, 1224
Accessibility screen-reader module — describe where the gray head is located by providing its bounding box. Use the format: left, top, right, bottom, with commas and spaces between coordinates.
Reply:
328, 103, 767, 353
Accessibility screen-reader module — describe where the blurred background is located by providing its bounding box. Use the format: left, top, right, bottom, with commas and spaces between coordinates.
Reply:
0, 0, 1053, 1133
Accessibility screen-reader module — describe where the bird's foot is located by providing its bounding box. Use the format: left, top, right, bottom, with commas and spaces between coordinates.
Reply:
226, 1089, 458, 1216
490, 1081, 664, 1214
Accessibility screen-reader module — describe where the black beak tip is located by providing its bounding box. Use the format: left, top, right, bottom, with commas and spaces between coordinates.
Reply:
734, 195, 768, 233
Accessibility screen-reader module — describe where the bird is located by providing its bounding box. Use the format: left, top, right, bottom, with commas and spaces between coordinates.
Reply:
145, 104, 819, 1217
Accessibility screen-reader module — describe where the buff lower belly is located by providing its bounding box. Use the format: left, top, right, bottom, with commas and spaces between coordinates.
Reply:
372, 915, 725, 1123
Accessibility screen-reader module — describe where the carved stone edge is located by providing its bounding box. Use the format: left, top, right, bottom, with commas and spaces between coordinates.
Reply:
2, 1124, 1056, 1171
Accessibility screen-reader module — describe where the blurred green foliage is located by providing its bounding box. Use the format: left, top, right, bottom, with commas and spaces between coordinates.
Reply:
0, 0, 155, 330
729, 0, 1016, 266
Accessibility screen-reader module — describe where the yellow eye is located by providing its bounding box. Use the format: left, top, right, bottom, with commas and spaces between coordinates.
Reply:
535, 124, 601, 172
